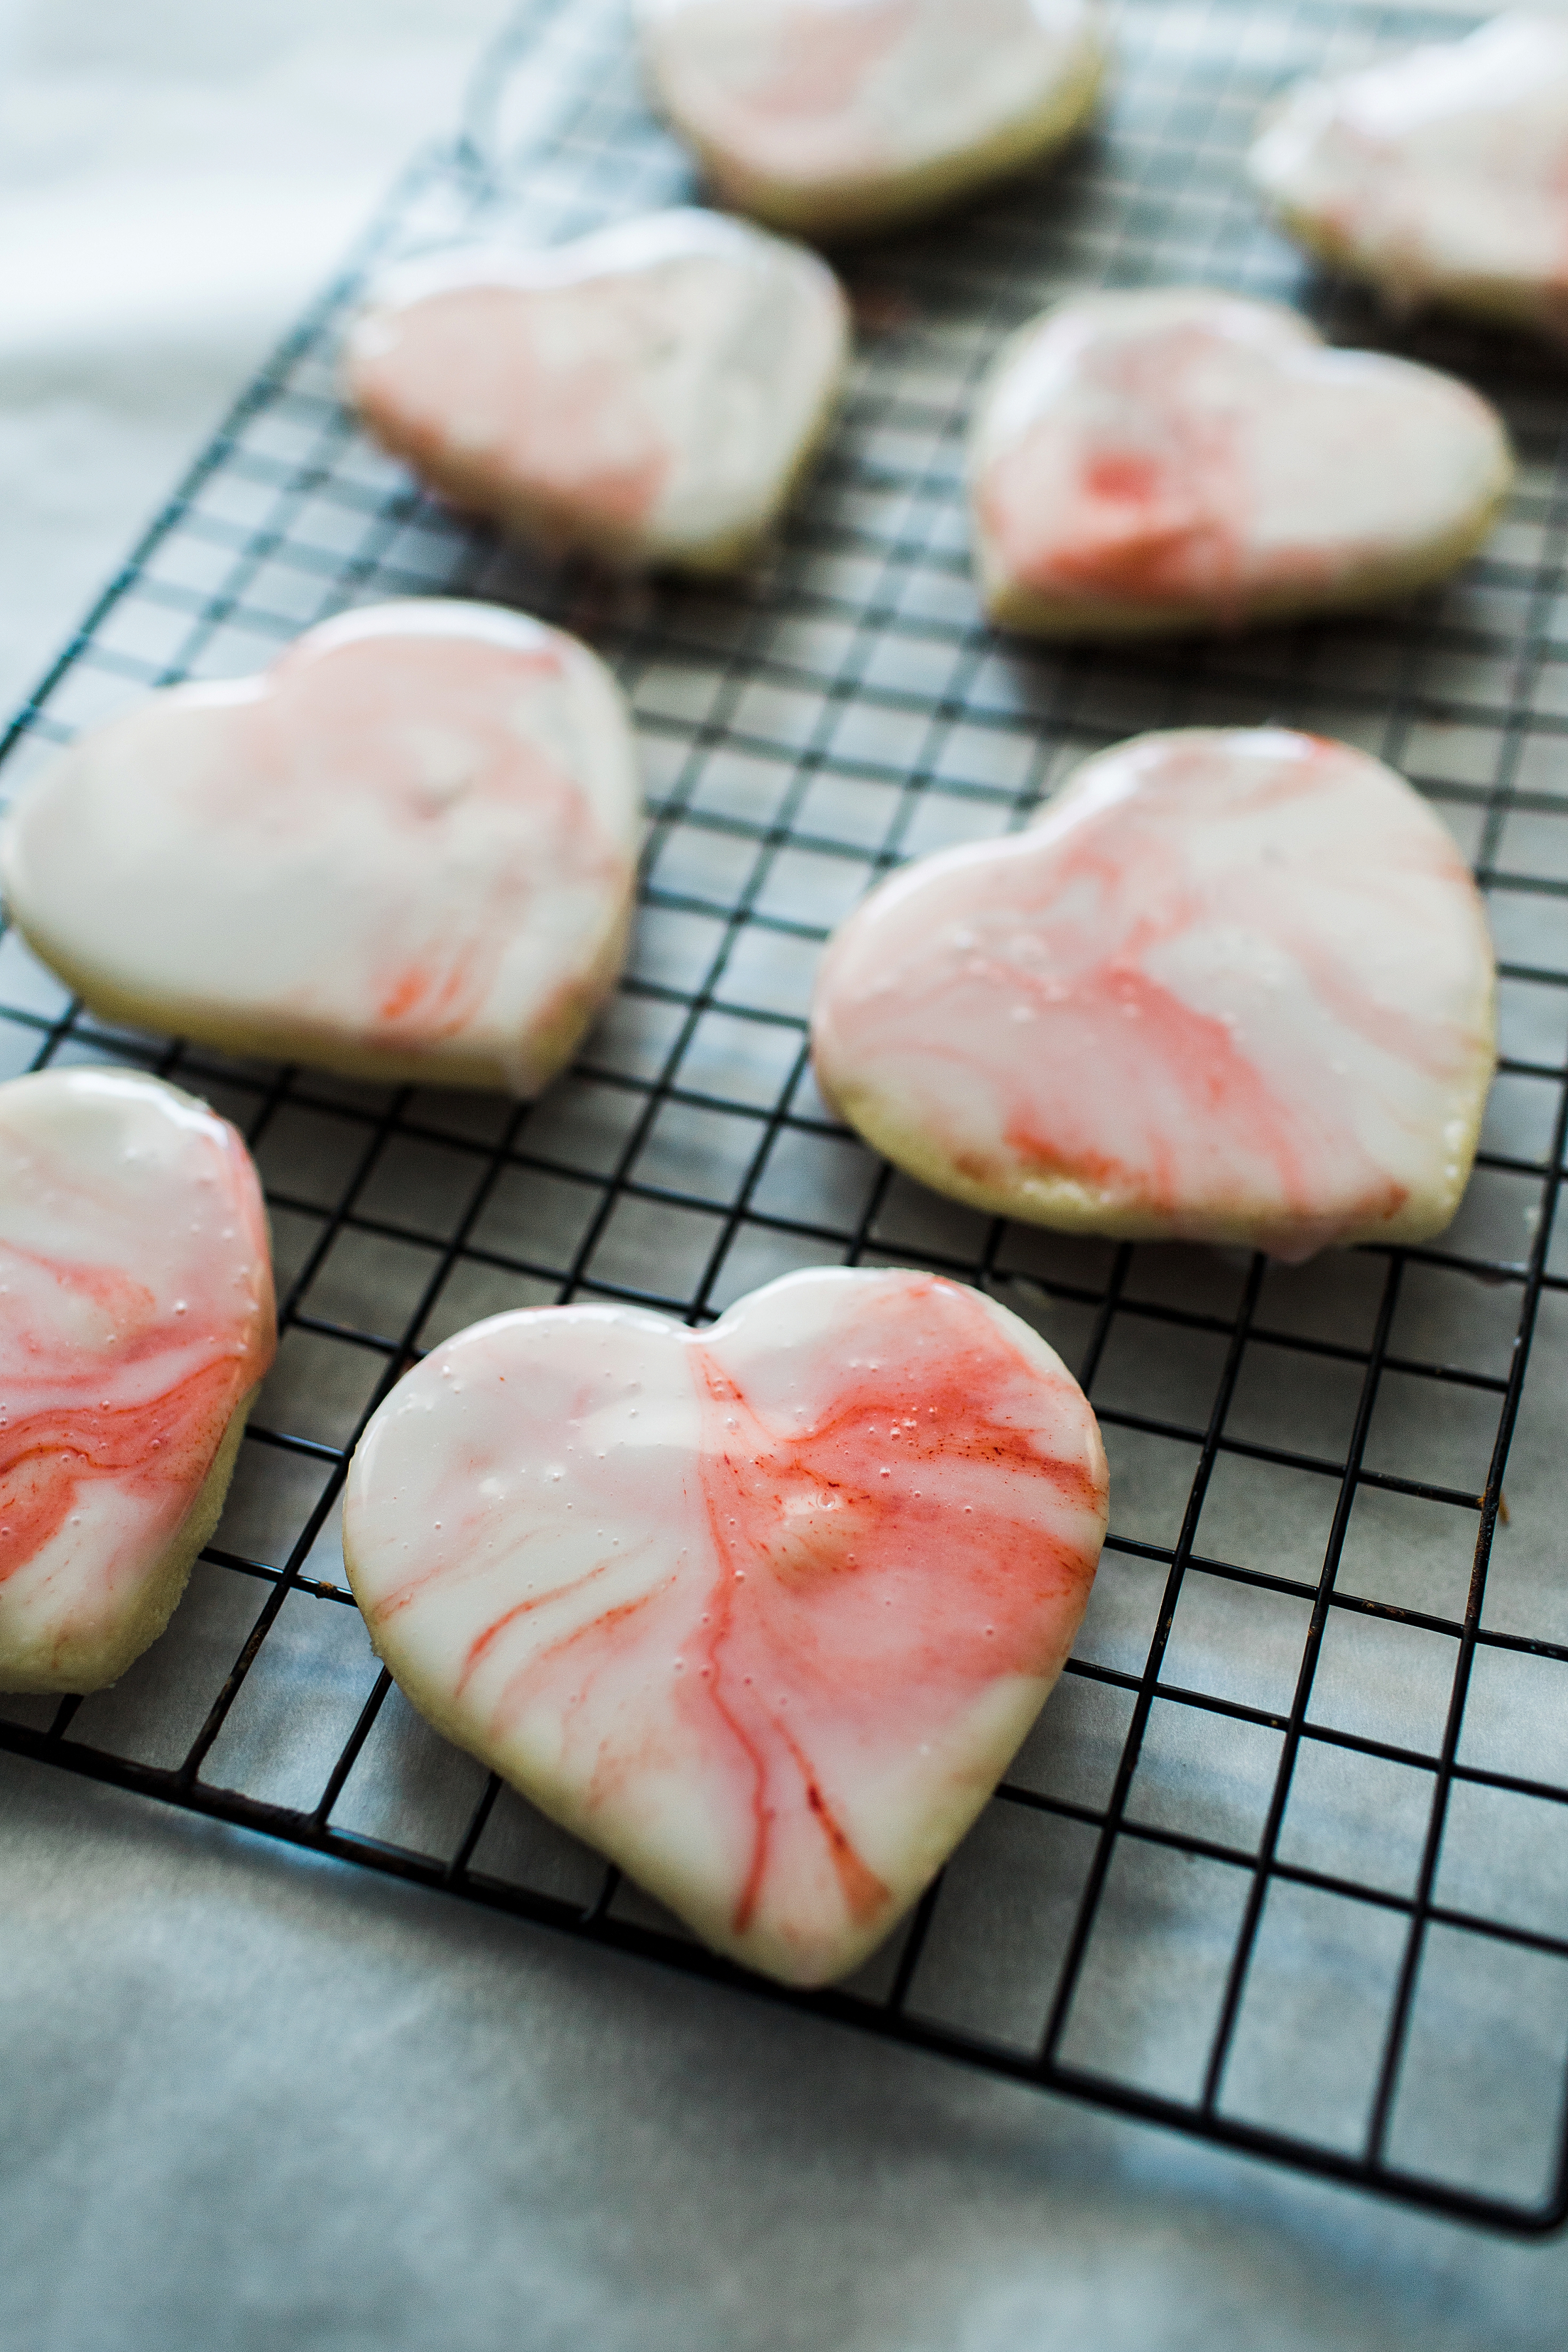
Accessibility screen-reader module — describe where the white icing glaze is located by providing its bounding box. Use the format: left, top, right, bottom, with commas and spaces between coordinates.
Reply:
0, 601, 642, 1095
811, 729, 1497, 1259
0, 1068, 275, 1693
638, 0, 1107, 237
342, 1265, 1107, 1987
1250, 14, 1568, 330
345, 210, 849, 571
968, 290, 1513, 636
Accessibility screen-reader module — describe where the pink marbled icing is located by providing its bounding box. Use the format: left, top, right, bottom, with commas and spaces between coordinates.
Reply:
678, 0, 915, 178
640, 0, 1103, 201
342, 1266, 1107, 1985
969, 293, 1512, 626
1249, 14, 1568, 331
0, 1068, 275, 1690
344, 213, 849, 571
811, 730, 1497, 1258
351, 279, 675, 542
0, 602, 640, 1093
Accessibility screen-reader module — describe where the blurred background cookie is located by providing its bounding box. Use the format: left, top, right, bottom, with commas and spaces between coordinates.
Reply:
1250, 13, 1568, 337
346, 210, 849, 571
0, 601, 641, 1094
636, 0, 1108, 238
968, 289, 1512, 638
0, 1068, 274, 1695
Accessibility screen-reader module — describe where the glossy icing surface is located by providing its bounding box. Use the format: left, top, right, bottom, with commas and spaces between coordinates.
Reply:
0, 602, 641, 1094
0, 1068, 275, 1691
1249, 14, 1568, 329
968, 291, 1512, 634
346, 211, 849, 570
638, 0, 1106, 232
343, 1266, 1108, 1985
811, 730, 1497, 1258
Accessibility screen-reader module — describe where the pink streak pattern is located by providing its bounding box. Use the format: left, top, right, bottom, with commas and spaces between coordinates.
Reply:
0, 1069, 276, 1692
811, 730, 1497, 1259
665, 0, 916, 180
979, 325, 1260, 607
638, 0, 1106, 233
968, 291, 1512, 634
0, 602, 641, 1095
344, 213, 849, 573
343, 1267, 1108, 1986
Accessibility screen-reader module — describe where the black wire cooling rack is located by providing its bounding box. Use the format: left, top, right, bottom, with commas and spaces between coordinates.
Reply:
3, 0, 1568, 2237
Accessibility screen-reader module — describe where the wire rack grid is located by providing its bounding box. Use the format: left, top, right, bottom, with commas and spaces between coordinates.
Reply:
3, 0, 1568, 2238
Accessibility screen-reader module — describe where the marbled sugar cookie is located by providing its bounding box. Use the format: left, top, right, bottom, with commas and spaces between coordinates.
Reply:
811, 730, 1497, 1260
1250, 14, 1568, 337
968, 290, 1512, 638
636, 0, 1107, 239
0, 602, 640, 1094
343, 1267, 1109, 1987
0, 1068, 275, 1694
345, 210, 849, 572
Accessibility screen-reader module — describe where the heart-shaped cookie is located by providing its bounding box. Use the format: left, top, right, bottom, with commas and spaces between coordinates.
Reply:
0, 1068, 275, 1694
342, 1267, 1107, 1987
0, 601, 640, 1094
344, 210, 849, 573
968, 291, 1512, 638
811, 729, 1497, 1260
1250, 14, 1568, 337
637, 0, 1108, 240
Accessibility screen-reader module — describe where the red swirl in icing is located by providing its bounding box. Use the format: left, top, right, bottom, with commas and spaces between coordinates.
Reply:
0, 604, 641, 1100
985, 331, 1258, 602
651, 0, 1088, 187
0, 1071, 276, 1680
351, 282, 674, 539
731, 0, 911, 140
971, 296, 1509, 625
235, 629, 622, 1051
344, 1267, 1107, 1983
811, 730, 1496, 1256
0, 1255, 265, 1588
683, 1285, 1102, 1933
